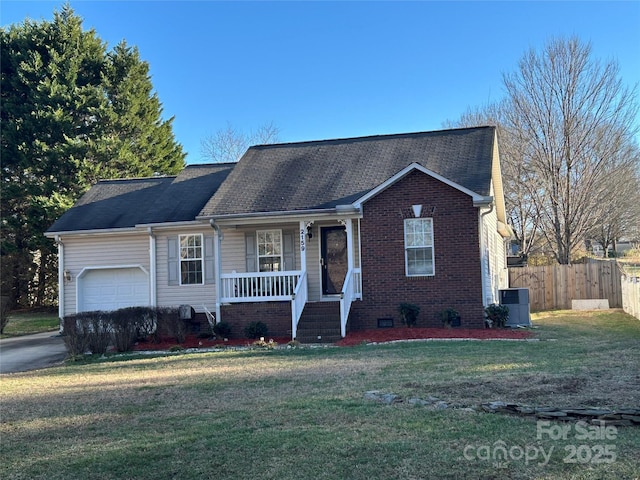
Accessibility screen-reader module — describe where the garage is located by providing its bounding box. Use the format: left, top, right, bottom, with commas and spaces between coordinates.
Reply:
78, 267, 149, 312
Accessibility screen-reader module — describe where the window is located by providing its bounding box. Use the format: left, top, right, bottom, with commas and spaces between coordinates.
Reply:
257, 230, 282, 272
404, 218, 434, 276
180, 234, 203, 284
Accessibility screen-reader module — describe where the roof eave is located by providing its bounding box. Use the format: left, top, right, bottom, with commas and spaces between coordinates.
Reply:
44, 226, 141, 238
200, 206, 362, 225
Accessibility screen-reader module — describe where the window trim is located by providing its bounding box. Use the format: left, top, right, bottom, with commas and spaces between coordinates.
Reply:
179, 233, 204, 285
404, 218, 435, 277
256, 229, 283, 272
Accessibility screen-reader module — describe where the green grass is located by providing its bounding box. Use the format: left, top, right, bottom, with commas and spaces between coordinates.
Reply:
1, 310, 59, 337
1, 310, 639, 479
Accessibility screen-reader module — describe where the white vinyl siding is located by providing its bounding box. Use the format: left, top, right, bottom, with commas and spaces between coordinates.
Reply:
481, 182, 509, 305
155, 228, 216, 312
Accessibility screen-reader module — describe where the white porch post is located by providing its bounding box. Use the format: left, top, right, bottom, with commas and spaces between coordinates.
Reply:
345, 219, 354, 272
299, 220, 308, 272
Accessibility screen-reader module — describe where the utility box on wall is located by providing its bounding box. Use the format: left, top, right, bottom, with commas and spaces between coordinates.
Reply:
499, 288, 531, 327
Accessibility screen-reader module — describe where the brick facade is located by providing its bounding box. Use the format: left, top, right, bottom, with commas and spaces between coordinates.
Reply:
220, 302, 292, 339
349, 170, 486, 330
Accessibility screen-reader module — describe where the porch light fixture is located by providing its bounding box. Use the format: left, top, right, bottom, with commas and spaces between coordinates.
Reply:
306, 224, 313, 240
63, 269, 72, 282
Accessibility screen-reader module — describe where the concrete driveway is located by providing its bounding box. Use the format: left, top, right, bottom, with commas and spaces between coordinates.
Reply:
0, 331, 67, 374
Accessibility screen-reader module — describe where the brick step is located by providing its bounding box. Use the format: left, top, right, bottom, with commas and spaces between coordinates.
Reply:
296, 302, 341, 343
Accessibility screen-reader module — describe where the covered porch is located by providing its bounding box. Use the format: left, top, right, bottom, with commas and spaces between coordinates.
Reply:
212, 217, 363, 340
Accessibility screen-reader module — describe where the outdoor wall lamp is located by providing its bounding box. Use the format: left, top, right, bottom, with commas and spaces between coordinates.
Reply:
63, 269, 72, 282
306, 225, 313, 240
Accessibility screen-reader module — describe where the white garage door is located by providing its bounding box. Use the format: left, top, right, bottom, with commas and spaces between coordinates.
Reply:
78, 268, 149, 312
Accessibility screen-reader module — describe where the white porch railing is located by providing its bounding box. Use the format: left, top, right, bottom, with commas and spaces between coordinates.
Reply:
340, 268, 361, 337
220, 271, 302, 303
291, 272, 308, 340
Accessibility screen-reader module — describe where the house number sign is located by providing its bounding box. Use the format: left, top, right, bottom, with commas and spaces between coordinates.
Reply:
300, 229, 306, 252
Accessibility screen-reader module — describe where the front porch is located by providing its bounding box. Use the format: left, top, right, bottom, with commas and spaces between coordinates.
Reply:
212, 216, 363, 341
218, 268, 362, 341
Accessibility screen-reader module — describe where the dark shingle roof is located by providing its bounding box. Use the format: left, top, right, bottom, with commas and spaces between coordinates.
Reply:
47, 163, 235, 233
199, 126, 496, 217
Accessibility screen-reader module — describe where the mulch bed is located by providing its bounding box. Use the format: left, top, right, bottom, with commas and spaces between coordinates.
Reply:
131, 327, 531, 351
335, 327, 532, 347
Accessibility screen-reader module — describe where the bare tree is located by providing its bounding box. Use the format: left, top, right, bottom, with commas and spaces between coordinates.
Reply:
589, 143, 640, 256
200, 122, 280, 163
445, 101, 542, 257
502, 37, 639, 264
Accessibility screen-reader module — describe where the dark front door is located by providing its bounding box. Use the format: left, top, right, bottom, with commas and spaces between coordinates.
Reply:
321, 226, 347, 295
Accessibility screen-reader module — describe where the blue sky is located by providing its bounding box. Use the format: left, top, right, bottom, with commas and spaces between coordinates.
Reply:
2, 1, 639, 164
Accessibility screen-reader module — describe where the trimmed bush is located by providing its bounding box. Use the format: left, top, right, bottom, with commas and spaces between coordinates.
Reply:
154, 306, 182, 343
62, 314, 90, 357
398, 303, 420, 327
484, 304, 510, 328
244, 321, 268, 339
110, 307, 156, 352
439, 308, 461, 328
213, 321, 232, 338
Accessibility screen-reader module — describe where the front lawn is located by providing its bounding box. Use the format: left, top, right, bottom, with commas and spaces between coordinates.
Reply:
1, 310, 638, 479
1, 310, 59, 338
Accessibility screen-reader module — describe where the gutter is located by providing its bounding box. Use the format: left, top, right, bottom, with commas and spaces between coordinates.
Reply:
198, 205, 362, 223
479, 203, 495, 308
55, 235, 65, 329
45, 227, 139, 238
147, 228, 157, 307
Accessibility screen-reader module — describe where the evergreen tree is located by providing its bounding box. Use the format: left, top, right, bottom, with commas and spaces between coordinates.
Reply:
1, 5, 185, 308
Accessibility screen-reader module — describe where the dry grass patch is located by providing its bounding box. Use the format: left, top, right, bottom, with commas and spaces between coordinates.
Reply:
1, 310, 639, 480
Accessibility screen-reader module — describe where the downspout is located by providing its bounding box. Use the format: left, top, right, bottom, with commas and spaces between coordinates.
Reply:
209, 219, 223, 323
55, 235, 64, 331
147, 228, 157, 306
479, 203, 494, 307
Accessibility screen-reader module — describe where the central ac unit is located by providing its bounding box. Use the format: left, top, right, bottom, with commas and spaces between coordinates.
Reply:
499, 288, 531, 327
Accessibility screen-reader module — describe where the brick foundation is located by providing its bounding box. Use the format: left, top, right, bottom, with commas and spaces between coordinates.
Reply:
220, 302, 292, 339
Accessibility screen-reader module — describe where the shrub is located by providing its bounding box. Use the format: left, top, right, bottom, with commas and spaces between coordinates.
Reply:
484, 304, 509, 328
213, 321, 232, 338
244, 321, 268, 339
398, 303, 420, 327
64, 311, 112, 355
62, 314, 90, 357
84, 311, 112, 354
110, 307, 156, 352
439, 308, 460, 328
154, 307, 183, 343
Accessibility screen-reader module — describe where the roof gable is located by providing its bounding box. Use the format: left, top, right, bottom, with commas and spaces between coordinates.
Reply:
199, 126, 496, 218
354, 162, 492, 208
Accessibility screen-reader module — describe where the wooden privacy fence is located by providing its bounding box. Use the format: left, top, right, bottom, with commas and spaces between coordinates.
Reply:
508, 260, 623, 311
621, 276, 640, 320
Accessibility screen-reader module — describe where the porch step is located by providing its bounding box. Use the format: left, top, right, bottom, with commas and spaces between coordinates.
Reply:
296, 302, 342, 344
